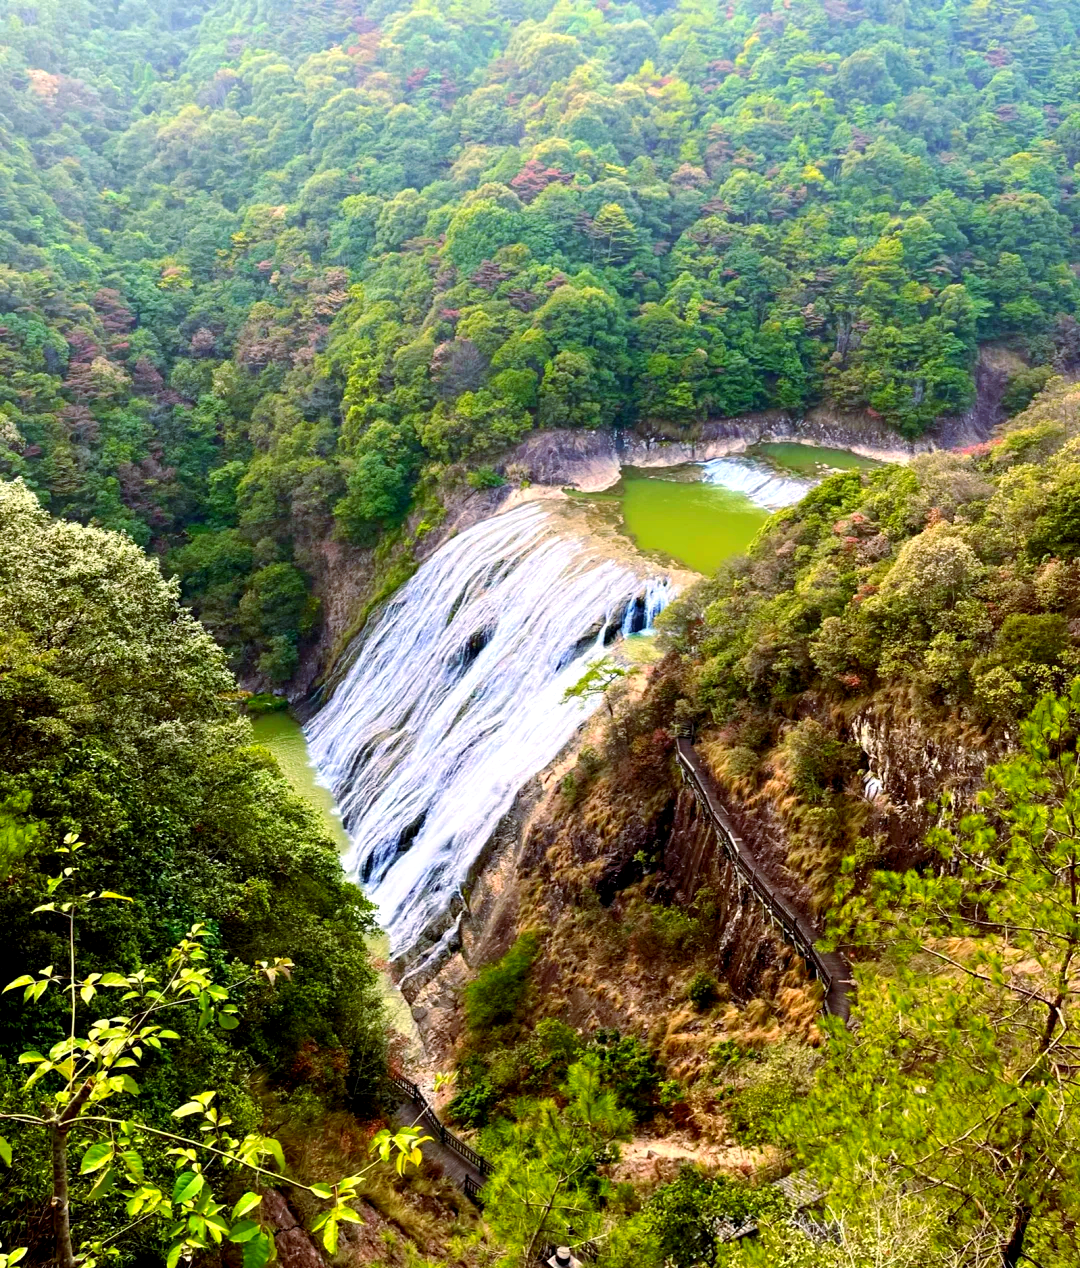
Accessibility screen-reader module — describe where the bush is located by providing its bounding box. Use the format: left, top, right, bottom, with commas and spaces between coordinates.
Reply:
590, 1029, 661, 1119
686, 971, 720, 1012
633, 905, 706, 960
245, 692, 288, 714
464, 932, 540, 1033
448, 1077, 498, 1129
467, 465, 508, 489
721, 1041, 817, 1148
638, 1166, 786, 1267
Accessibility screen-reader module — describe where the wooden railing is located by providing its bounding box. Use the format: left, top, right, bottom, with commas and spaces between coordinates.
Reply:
674, 739, 853, 1024
389, 1073, 494, 1179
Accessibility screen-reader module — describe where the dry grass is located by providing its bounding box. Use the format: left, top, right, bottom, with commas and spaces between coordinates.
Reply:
272, 1105, 481, 1259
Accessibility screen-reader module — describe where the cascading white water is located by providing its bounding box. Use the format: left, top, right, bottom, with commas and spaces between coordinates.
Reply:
701, 455, 815, 509
621, 576, 676, 636
305, 501, 672, 957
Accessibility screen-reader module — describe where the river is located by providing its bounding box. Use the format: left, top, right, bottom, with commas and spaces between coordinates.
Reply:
250, 710, 421, 1052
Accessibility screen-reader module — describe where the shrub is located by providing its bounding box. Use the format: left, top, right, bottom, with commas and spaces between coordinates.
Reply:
633, 905, 706, 960
782, 719, 859, 804
638, 1166, 786, 1267
994, 612, 1069, 668
448, 1077, 499, 1128
464, 932, 540, 1032
467, 465, 508, 488
1002, 365, 1056, 417
686, 971, 720, 1012
721, 1041, 817, 1148
590, 1029, 661, 1119
245, 692, 288, 713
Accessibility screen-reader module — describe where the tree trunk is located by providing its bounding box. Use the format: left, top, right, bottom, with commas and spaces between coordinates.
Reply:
1001, 1203, 1031, 1268
50, 1118, 76, 1268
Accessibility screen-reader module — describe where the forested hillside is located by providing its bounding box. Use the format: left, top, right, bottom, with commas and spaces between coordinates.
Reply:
0, 477, 390, 1261
4, 0, 1080, 676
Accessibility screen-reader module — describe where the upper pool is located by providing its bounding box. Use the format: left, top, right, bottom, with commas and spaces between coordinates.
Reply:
607, 444, 877, 576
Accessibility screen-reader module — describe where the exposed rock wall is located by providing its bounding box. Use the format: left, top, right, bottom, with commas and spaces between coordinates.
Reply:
403, 758, 808, 1071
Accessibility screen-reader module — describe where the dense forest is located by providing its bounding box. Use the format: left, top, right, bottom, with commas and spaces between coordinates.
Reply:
5, 0, 1080, 676
6, 1, 1080, 1265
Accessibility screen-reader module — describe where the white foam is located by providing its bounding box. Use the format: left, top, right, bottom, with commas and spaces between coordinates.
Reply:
701, 456, 816, 510
305, 503, 673, 956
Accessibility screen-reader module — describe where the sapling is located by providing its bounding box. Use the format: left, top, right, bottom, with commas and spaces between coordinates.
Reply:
0, 833, 429, 1268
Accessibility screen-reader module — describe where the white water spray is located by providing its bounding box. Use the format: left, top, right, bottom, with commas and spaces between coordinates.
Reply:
701, 455, 815, 509
305, 502, 672, 957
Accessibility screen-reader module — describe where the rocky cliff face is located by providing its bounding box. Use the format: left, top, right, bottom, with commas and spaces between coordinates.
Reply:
402, 701, 822, 1077
400, 658, 1017, 1076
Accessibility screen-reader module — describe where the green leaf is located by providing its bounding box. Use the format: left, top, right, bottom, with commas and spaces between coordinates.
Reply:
87, 1166, 117, 1201
321, 1214, 339, 1256
172, 1171, 203, 1205
242, 1232, 272, 1268
172, 1102, 202, 1118
98, 973, 129, 987
309, 1183, 334, 1200
232, 1193, 262, 1220
120, 1149, 145, 1183
0, 1135, 11, 1166
228, 1220, 262, 1243
263, 1138, 286, 1171
217, 1013, 239, 1030
79, 1142, 114, 1175
3, 976, 33, 994
165, 1243, 183, 1268
16, 1052, 44, 1065
99, 891, 133, 901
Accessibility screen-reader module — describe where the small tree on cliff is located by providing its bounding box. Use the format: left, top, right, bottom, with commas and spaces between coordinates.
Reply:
796, 680, 1080, 1266
482, 1057, 632, 1266
563, 657, 630, 719
0, 837, 427, 1268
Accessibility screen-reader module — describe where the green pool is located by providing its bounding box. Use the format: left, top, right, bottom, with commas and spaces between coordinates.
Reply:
612, 444, 877, 576
617, 470, 768, 576
250, 710, 348, 849
250, 710, 421, 1046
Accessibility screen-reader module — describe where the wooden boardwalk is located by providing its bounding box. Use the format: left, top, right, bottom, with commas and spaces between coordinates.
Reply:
675, 739, 855, 1024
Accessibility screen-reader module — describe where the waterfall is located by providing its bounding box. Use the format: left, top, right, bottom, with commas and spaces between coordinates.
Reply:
620, 576, 676, 636
701, 456, 815, 510
305, 502, 673, 957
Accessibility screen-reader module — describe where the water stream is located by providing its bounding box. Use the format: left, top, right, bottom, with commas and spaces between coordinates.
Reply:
301, 444, 876, 962
305, 501, 675, 957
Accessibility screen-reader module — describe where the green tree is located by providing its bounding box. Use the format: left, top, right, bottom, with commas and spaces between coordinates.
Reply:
483, 1057, 633, 1265
799, 681, 1080, 1267
587, 203, 638, 266
563, 657, 631, 718
0, 841, 428, 1268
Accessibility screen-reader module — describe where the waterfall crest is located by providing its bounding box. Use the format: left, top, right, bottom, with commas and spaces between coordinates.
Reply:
701, 455, 815, 509
306, 501, 672, 956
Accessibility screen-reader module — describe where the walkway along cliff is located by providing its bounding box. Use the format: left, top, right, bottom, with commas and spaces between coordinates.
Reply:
393, 739, 855, 1222
674, 739, 854, 1024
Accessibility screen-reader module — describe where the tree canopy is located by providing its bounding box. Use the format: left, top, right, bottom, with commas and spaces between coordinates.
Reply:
5, 0, 1080, 676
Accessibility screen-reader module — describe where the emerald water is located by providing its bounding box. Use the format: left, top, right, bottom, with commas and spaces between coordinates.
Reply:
617, 472, 768, 575
250, 710, 420, 1049
251, 710, 348, 849
611, 444, 877, 576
